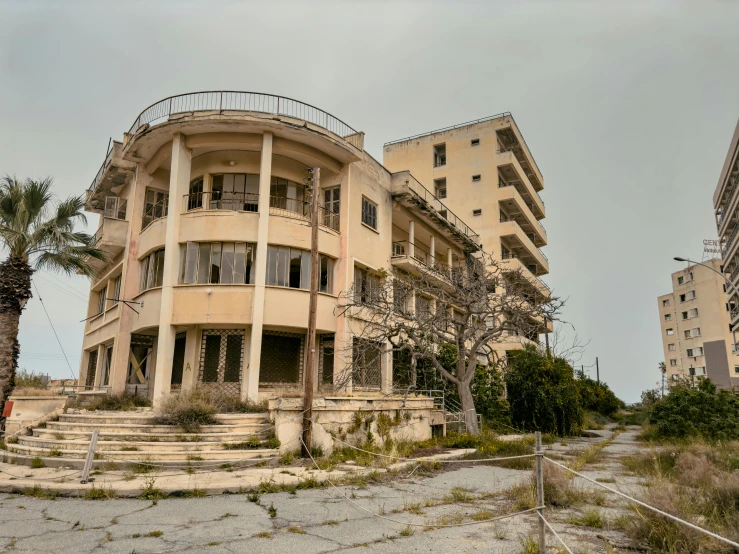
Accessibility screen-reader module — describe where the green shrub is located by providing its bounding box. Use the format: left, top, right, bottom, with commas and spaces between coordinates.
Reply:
649, 379, 739, 441
505, 345, 584, 436
576, 376, 623, 417
154, 388, 218, 432
217, 396, 268, 413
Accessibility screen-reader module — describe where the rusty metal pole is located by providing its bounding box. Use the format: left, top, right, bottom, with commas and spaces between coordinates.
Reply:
302, 167, 321, 457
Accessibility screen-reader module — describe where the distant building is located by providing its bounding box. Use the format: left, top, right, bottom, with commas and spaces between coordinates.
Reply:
657, 259, 738, 388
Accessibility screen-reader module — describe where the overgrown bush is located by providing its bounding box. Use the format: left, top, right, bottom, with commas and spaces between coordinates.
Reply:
155, 388, 218, 432
15, 369, 45, 389
576, 376, 623, 417
505, 345, 584, 436
217, 396, 268, 413
622, 443, 739, 552
649, 379, 739, 441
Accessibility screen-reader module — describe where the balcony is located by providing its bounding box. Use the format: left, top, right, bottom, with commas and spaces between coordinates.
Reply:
497, 153, 545, 219
718, 174, 739, 236
391, 240, 461, 291
496, 125, 543, 191
184, 191, 259, 213
497, 186, 546, 246
390, 171, 480, 252
125, 91, 364, 153
86, 141, 137, 213
499, 220, 549, 274
92, 209, 129, 266
269, 196, 340, 233
500, 256, 551, 298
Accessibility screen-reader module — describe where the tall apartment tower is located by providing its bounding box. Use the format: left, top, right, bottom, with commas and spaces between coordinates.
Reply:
657, 259, 738, 388
383, 114, 552, 352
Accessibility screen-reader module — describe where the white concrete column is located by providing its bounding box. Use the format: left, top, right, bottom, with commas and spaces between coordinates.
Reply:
381, 339, 393, 394
246, 132, 273, 402
110, 169, 146, 395
429, 235, 436, 267
408, 220, 415, 258
447, 247, 453, 268
152, 133, 191, 407
181, 326, 200, 393
333, 164, 352, 393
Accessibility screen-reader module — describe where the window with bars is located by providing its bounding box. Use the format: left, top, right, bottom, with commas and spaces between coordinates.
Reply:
319, 334, 335, 389
180, 242, 257, 285
352, 337, 382, 390
85, 350, 98, 387
416, 293, 432, 318
393, 279, 411, 315
266, 245, 334, 293
96, 286, 107, 315
259, 331, 304, 384
198, 329, 244, 396
139, 249, 165, 292
354, 267, 380, 304
361, 196, 377, 229
142, 189, 168, 229
102, 344, 113, 386
171, 333, 186, 387
112, 275, 122, 306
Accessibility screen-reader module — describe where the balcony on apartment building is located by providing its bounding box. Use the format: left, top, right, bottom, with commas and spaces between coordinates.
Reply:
86, 141, 137, 213
499, 219, 549, 274
390, 171, 480, 253
500, 256, 551, 298
495, 125, 543, 192
91, 196, 129, 267
390, 228, 464, 292
498, 191, 546, 246
497, 165, 545, 220
716, 171, 739, 236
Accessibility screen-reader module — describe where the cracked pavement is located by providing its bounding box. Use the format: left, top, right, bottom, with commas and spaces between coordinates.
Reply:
0, 429, 646, 553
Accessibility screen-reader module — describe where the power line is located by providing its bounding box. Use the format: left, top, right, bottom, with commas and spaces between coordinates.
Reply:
39, 270, 90, 297
31, 282, 77, 380
34, 274, 88, 302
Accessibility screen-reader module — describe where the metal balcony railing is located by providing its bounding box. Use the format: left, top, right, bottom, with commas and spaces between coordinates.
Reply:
498, 174, 545, 208
268, 196, 340, 232
391, 240, 459, 275
500, 253, 551, 292
184, 191, 259, 213
88, 139, 114, 193
127, 91, 363, 149
399, 178, 480, 245
723, 223, 739, 258
142, 199, 168, 231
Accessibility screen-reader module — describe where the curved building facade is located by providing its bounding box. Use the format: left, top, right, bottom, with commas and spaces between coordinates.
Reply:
79, 92, 482, 405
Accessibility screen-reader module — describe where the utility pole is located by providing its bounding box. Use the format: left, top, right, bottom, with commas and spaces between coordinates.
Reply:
596, 357, 600, 385
302, 167, 320, 457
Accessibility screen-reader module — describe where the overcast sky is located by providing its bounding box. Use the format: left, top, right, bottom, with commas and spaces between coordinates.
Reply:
1, 0, 738, 402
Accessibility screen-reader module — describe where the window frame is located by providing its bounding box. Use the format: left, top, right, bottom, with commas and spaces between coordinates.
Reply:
180, 241, 256, 286
361, 196, 378, 230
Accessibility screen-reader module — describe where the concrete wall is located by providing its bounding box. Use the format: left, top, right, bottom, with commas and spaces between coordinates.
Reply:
269, 396, 435, 454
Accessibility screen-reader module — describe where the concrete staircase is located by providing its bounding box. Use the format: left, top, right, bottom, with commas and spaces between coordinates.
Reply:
3, 410, 279, 469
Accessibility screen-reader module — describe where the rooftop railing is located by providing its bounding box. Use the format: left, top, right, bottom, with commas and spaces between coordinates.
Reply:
127, 91, 363, 149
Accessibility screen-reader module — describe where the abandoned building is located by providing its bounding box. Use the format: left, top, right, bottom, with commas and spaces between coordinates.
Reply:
79, 92, 550, 413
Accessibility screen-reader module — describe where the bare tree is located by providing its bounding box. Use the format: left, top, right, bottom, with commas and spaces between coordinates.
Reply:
336, 252, 563, 434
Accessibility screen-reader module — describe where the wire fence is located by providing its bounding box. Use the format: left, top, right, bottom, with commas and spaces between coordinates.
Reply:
7, 417, 739, 550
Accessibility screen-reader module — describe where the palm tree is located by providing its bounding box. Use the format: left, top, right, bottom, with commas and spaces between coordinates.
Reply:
0, 176, 105, 405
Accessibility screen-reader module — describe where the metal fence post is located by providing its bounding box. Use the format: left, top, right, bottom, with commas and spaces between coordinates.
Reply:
80, 429, 100, 484
535, 431, 545, 552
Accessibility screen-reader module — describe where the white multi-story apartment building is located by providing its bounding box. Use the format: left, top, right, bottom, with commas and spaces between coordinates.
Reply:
79, 93, 549, 407
658, 259, 738, 387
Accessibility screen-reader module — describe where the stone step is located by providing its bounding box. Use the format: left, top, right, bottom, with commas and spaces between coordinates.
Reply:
57, 412, 270, 426
16, 436, 273, 453
7, 443, 278, 461
33, 429, 267, 443
45, 421, 270, 435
